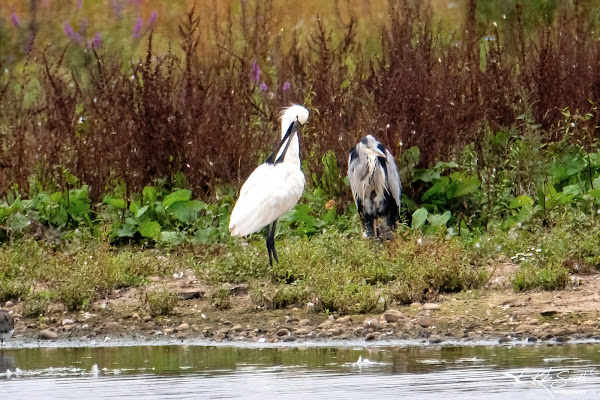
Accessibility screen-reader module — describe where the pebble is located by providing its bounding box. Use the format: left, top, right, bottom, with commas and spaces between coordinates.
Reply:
5, 301, 14, 307
336, 316, 352, 324
282, 335, 297, 342
318, 320, 334, 329
555, 336, 570, 343
328, 327, 343, 336
417, 316, 432, 328
365, 333, 377, 341
527, 337, 538, 343
276, 328, 290, 337
62, 318, 75, 326
39, 329, 58, 340
498, 337, 512, 343
515, 324, 536, 335
222, 320, 232, 326
232, 325, 244, 333
143, 316, 152, 322
163, 328, 174, 334
363, 318, 380, 329
383, 309, 403, 323
423, 303, 440, 311
410, 302, 422, 308
177, 323, 189, 332
295, 328, 311, 336
298, 319, 311, 326
105, 322, 120, 330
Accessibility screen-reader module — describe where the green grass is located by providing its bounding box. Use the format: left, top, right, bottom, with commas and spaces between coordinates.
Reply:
1, 212, 597, 315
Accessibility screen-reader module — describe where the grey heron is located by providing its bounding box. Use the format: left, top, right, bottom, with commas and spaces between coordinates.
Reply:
348, 135, 401, 238
0, 309, 13, 348
229, 105, 309, 265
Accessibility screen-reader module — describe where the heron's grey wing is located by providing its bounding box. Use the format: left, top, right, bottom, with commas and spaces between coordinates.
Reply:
347, 146, 363, 213
385, 149, 401, 211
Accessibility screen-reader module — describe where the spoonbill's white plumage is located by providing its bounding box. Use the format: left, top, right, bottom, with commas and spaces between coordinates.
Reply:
348, 135, 401, 238
229, 105, 309, 265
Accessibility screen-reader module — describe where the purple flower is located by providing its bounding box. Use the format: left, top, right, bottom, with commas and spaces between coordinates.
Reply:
132, 18, 143, 38
64, 22, 75, 39
92, 32, 101, 48
282, 81, 291, 92
148, 11, 158, 26
259, 83, 268, 91
251, 61, 260, 83
76, 0, 82, 10
112, 0, 124, 19
10, 12, 20, 28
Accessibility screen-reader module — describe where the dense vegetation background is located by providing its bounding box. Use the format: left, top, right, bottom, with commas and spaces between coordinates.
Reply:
1, 0, 600, 314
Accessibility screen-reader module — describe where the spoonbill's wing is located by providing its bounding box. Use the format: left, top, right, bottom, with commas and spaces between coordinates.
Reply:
229, 163, 305, 237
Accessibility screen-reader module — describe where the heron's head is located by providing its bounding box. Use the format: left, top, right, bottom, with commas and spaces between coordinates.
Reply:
280, 104, 309, 137
358, 135, 386, 158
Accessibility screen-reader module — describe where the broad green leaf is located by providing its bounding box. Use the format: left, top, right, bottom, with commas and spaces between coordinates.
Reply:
160, 231, 183, 245
447, 176, 480, 199
402, 146, 421, 168
167, 200, 206, 223
509, 195, 534, 209
411, 207, 428, 230
7, 213, 30, 231
68, 199, 90, 218
135, 205, 149, 219
142, 186, 158, 205
427, 211, 451, 227
115, 223, 135, 238
588, 189, 600, 199
139, 220, 161, 238
104, 197, 126, 209
422, 178, 449, 201
413, 168, 440, 183
162, 189, 192, 209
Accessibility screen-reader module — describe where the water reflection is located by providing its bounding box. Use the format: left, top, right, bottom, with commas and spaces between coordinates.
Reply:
1, 343, 599, 399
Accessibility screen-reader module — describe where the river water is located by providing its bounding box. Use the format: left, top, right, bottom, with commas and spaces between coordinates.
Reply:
1, 340, 599, 399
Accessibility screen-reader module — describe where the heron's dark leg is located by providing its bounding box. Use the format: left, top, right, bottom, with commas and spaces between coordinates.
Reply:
362, 214, 375, 238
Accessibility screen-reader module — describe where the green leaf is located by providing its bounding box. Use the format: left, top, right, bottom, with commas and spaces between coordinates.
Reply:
422, 178, 449, 201
162, 189, 192, 209
135, 205, 149, 219
447, 176, 480, 199
142, 186, 158, 205
115, 223, 136, 238
167, 200, 206, 223
411, 208, 428, 230
139, 220, 161, 238
68, 199, 90, 218
104, 197, 126, 209
7, 213, 30, 231
427, 211, 451, 227
509, 195, 534, 209
588, 189, 600, 199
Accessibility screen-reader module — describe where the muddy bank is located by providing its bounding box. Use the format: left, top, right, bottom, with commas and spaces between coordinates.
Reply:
4, 266, 600, 347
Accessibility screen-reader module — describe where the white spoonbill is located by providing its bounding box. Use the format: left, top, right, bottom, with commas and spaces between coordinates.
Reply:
348, 135, 402, 238
229, 105, 309, 265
